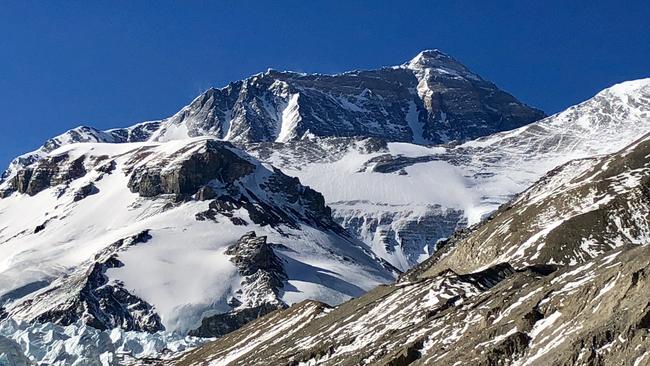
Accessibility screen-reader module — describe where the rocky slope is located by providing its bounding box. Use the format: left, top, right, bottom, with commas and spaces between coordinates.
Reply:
172, 131, 650, 366
0, 138, 394, 338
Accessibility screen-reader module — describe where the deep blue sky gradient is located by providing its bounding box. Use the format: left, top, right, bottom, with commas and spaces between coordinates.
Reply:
1, 1, 649, 168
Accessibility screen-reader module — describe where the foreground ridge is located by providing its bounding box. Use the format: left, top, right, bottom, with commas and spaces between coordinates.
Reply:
172, 132, 650, 365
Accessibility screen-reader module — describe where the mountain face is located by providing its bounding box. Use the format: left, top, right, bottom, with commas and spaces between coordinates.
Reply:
0, 138, 394, 336
2, 50, 543, 182
172, 132, 650, 366
1, 47, 649, 365
243, 79, 650, 271
148, 50, 544, 144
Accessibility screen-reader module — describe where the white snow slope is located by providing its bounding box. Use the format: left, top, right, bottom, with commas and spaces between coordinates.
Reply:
0, 139, 393, 334
248, 79, 650, 270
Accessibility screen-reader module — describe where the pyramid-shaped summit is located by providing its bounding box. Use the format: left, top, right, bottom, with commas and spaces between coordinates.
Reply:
4, 50, 546, 178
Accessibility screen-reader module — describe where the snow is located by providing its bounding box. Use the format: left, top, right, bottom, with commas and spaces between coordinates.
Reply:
276, 93, 301, 142
276, 147, 476, 210
405, 101, 427, 144
387, 142, 444, 157
0, 138, 393, 334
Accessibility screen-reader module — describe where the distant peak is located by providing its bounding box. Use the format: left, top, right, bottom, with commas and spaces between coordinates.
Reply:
417, 49, 450, 57
404, 49, 482, 81
406, 49, 455, 68
598, 78, 650, 98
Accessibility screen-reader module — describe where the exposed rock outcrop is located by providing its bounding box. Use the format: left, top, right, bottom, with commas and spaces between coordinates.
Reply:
2, 153, 87, 197
73, 182, 98, 202
149, 50, 544, 144
127, 140, 255, 198
189, 232, 288, 338
5, 231, 164, 332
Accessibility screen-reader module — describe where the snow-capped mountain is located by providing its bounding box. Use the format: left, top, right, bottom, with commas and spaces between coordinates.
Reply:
244, 78, 650, 270
1, 47, 649, 365
147, 49, 543, 144
8, 62, 649, 274
0, 138, 394, 338
173, 130, 650, 366
2, 50, 544, 182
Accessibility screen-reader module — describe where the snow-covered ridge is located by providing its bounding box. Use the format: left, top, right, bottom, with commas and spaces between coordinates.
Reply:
0, 138, 394, 337
2, 49, 544, 182
244, 78, 650, 270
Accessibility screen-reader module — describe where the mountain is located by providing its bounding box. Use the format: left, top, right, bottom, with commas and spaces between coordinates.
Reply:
0, 138, 394, 337
147, 49, 544, 144
1, 49, 648, 364
6, 60, 649, 274
172, 130, 650, 366
243, 78, 650, 270
2, 50, 544, 181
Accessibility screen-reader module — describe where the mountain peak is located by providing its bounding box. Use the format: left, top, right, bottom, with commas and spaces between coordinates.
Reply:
404, 49, 482, 82
406, 49, 457, 68
597, 77, 650, 99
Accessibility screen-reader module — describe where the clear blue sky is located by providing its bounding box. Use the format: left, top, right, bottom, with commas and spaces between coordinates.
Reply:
1, 1, 649, 168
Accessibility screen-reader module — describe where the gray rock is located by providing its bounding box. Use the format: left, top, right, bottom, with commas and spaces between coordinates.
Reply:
73, 182, 98, 202
153, 50, 544, 145
5, 231, 164, 332
6, 154, 87, 196
189, 232, 288, 338
127, 140, 255, 198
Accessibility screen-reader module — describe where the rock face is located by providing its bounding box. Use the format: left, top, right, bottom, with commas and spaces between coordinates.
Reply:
125, 139, 337, 231
190, 232, 288, 338
3, 153, 86, 197
149, 50, 544, 144
7, 232, 164, 332
171, 132, 650, 366
5, 231, 164, 332
127, 140, 255, 198
2, 49, 544, 184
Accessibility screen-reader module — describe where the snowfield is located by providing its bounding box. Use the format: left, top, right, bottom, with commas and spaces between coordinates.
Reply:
0, 139, 394, 334
248, 78, 650, 270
